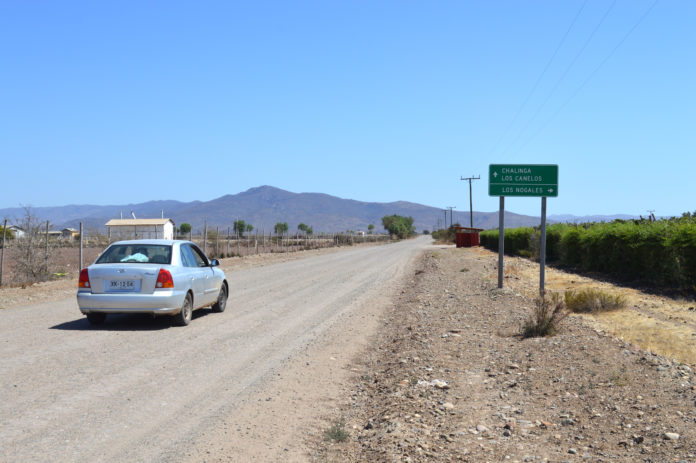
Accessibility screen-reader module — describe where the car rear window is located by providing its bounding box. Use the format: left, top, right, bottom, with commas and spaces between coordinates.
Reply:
96, 244, 172, 264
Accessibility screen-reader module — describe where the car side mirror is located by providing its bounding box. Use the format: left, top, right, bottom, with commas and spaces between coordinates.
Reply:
210, 259, 220, 267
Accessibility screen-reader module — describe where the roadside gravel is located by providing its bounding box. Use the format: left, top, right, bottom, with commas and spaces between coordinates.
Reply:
313, 246, 696, 462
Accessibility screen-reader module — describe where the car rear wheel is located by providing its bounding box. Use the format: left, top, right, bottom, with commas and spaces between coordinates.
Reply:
86, 313, 107, 325
211, 284, 227, 313
174, 293, 193, 326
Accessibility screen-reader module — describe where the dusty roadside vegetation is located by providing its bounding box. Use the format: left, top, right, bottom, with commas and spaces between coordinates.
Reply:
312, 246, 696, 462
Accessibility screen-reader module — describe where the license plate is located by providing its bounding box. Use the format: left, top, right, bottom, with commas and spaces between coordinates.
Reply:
106, 280, 140, 292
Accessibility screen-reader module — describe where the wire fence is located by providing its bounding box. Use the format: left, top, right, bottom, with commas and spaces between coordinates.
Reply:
0, 225, 390, 287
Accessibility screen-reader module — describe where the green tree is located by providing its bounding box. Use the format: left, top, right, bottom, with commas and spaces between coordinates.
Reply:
367, 224, 375, 234
179, 223, 191, 235
297, 223, 313, 235
381, 215, 415, 239
0, 223, 15, 241
233, 220, 247, 237
274, 222, 289, 235
246, 224, 254, 233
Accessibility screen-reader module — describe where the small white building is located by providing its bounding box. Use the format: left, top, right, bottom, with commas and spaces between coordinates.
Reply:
105, 219, 175, 241
6, 225, 25, 239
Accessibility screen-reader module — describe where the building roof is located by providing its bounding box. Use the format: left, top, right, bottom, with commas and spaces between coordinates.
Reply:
105, 219, 175, 227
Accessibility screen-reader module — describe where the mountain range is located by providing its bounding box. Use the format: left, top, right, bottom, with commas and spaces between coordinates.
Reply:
0, 186, 636, 234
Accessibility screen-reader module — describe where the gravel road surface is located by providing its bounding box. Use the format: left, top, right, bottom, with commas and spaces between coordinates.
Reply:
0, 237, 429, 462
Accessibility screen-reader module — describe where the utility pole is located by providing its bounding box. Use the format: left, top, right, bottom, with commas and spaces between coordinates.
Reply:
443, 210, 448, 229
461, 175, 481, 228
447, 207, 456, 228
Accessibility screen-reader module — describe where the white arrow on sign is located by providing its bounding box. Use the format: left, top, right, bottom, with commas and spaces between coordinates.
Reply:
493, 171, 498, 178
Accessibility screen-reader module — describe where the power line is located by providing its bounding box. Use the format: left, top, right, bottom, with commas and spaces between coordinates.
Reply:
447, 207, 456, 228
513, 0, 660, 155
500, 0, 618, 158
487, 0, 589, 156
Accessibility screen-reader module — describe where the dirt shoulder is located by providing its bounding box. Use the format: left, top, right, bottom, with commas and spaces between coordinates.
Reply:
312, 246, 696, 462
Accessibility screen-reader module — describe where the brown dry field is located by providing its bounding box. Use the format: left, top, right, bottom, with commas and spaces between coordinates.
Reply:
0, 246, 103, 286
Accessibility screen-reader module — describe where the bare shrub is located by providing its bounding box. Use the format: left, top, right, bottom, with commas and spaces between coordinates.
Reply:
522, 292, 568, 338
565, 288, 626, 313
14, 207, 53, 283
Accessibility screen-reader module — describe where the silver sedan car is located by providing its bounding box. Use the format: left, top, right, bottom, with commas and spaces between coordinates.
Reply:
77, 239, 227, 326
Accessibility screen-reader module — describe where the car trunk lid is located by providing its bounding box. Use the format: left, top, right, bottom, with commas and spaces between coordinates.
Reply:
87, 264, 162, 294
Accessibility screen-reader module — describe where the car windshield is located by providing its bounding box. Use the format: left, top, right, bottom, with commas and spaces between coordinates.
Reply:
96, 244, 172, 264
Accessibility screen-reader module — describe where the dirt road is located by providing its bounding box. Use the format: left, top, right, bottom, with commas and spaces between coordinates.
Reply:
0, 237, 430, 462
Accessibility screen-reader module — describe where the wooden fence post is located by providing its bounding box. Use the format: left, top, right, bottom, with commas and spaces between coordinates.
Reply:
45, 220, 49, 275
79, 222, 83, 271
203, 221, 208, 256
0, 219, 6, 286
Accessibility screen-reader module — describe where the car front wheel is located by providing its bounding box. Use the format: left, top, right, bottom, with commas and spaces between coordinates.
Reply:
174, 293, 193, 326
211, 284, 227, 313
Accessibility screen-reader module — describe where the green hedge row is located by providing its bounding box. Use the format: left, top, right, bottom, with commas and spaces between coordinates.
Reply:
479, 217, 696, 292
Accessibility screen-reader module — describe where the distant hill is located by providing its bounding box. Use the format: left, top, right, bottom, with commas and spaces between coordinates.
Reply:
0, 185, 546, 233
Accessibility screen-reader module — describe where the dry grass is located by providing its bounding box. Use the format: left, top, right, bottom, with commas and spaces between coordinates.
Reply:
588, 310, 696, 365
473, 247, 696, 365
565, 288, 627, 313
504, 263, 521, 279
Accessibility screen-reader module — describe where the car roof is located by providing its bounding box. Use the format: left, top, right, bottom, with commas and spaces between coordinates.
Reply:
108, 239, 191, 246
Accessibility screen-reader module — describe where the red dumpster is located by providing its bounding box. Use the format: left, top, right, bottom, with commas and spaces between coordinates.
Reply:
455, 227, 483, 248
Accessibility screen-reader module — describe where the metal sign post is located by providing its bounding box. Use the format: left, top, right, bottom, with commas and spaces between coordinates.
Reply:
489, 164, 558, 294
540, 197, 547, 297
498, 197, 504, 288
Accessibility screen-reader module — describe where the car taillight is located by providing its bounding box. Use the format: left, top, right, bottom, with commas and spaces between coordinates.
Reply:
155, 268, 174, 289
78, 268, 90, 288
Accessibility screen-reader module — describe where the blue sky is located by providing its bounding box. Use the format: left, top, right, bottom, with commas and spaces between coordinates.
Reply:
1, 1, 693, 218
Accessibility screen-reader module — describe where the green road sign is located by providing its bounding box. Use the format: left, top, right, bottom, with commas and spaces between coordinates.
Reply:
489, 164, 558, 197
